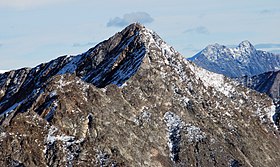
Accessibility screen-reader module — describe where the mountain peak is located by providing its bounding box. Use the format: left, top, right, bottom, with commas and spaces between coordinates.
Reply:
189, 41, 280, 77
238, 40, 255, 50
1, 24, 280, 167
121, 22, 145, 33
207, 43, 225, 49
239, 40, 252, 46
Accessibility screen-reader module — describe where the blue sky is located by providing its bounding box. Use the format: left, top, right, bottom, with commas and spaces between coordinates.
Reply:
0, 0, 280, 70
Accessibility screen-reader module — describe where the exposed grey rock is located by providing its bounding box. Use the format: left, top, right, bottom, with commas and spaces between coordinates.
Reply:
237, 70, 280, 100
0, 23, 280, 167
236, 70, 280, 127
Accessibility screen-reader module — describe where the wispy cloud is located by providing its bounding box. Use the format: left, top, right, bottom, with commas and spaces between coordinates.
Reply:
255, 43, 280, 54
260, 9, 280, 15
182, 44, 201, 57
0, 0, 76, 10
226, 44, 238, 48
184, 26, 209, 35
72, 42, 96, 48
107, 12, 154, 27
255, 43, 280, 49
270, 50, 280, 54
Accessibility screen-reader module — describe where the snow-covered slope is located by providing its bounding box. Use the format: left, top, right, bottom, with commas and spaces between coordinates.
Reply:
0, 23, 280, 166
189, 41, 280, 78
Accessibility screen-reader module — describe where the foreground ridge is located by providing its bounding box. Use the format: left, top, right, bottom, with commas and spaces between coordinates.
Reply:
0, 23, 280, 166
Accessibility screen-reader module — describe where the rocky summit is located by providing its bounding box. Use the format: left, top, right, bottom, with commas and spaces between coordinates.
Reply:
0, 23, 280, 167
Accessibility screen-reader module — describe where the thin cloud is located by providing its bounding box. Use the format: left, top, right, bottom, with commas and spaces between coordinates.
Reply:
255, 43, 280, 49
0, 0, 76, 10
270, 50, 280, 54
260, 9, 280, 15
260, 9, 272, 14
72, 42, 96, 48
254, 43, 280, 54
184, 26, 209, 35
107, 12, 154, 27
182, 44, 194, 50
182, 45, 201, 57
226, 45, 238, 48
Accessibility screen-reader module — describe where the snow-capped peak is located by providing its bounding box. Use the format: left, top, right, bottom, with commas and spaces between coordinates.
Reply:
189, 41, 280, 78
237, 40, 256, 53
207, 43, 226, 50
238, 40, 253, 48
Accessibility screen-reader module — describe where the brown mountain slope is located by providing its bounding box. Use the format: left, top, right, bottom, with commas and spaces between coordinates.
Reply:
0, 23, 279, 167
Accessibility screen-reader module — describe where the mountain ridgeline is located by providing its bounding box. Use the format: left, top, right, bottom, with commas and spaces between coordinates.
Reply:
189, 41, 280, 78
0, 23, 280, 167
189, 41, 280, 127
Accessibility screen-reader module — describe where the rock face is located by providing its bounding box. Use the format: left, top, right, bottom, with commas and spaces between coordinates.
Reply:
237, 70, 280, 100
237, 70, 280, 126
1, 23, 280, 167
188, 41, 280, 78
189, 40, 280, 130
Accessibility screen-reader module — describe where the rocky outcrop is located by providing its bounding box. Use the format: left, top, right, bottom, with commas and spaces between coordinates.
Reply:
237, 70, 280, 100
0, 23, 280, 167
237, 70, 280, 127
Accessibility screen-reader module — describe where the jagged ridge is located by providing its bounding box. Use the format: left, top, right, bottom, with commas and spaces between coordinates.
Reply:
0, 23, 146, 116
0, 23, 280, 166
189, 41, 280, 78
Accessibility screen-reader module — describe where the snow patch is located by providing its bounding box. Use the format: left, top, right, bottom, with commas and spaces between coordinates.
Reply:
266, 104, 276, 124
57, 76, 73, 89
57, 55, 82, 75
45, 126, 75, 145
185, 124, 206, 143
96, 151, 112, 166
189, 63, 236, 97
164, 111, 184, 162
141, 28, 188, 82
49, 91, 57, 98
0, 132, 7, 140
45, 126, 84, 166
134, 107, 152, 126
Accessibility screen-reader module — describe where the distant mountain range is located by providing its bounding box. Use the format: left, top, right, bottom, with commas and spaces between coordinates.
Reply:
189, 41, 280, 101
189, 41, 280, 126
189, 41, 280, 78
